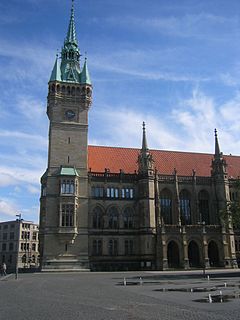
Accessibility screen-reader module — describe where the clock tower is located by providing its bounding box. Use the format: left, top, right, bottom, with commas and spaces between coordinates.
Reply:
39, 0, 92, 270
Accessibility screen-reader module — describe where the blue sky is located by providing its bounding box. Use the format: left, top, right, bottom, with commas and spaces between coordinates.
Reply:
1, 0, 240, 223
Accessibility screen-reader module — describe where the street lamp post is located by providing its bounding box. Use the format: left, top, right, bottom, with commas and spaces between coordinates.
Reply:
15, 214, 22, 280
198, 213, 206, 277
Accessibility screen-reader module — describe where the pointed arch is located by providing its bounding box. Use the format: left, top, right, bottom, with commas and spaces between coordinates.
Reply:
92, 206, 104, 229
198, 190, 210, 224
188, 240, 200, 267
108, 206, 119, 229
167, 241, 180, 268
123, 207, 134, 229
160, 188, 172, 224
179, 189, 191, 225
208, 241, 220, 267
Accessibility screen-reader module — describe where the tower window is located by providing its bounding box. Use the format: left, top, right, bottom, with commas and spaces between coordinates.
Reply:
61, 204, 74, 227
68, 156, 70, 163
61, 180, 75, 194
68, 137, 71, 144
42, 185, 47, 196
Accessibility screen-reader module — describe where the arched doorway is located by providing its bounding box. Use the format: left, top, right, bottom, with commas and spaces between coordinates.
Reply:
167, 241, 180, 268
188, 241, 200, 267
208, 241, 220, 267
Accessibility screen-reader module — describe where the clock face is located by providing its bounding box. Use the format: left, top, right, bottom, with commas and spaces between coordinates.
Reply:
65, 110, 75, 120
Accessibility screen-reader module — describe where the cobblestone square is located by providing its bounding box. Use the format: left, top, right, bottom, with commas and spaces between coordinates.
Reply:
0, 270, 240, 320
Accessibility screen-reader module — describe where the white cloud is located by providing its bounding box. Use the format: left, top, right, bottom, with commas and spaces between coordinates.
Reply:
92, 50, 210, 82
0, 199, 19, 221
0, 198, 39, 223
0, 173, 18, 187
0, 166, 42, 187
21, 206, 39, 224
27, 185, 40, 194
91, 88, 240, 156
0, 39, 54, 69
103, 13, 238, 39
17, 95, 45, 121
90, 105, 181, 150
0, 39, 56, 84
0, 130, 47, 149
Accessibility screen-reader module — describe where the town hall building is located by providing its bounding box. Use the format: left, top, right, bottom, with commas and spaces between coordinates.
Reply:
39, 1, 240, 271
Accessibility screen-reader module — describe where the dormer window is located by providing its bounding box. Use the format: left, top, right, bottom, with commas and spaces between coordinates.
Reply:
61, 179, 75, 194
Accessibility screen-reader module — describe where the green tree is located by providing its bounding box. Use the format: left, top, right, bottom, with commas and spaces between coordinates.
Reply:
221, 180, 240, 229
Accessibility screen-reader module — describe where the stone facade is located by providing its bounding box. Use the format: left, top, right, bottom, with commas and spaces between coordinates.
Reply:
39, 3, 239, 271
0, 220, 39, 272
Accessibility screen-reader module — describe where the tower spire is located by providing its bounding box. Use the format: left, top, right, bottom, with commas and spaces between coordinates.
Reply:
211, 128, 227, 176
80, 57, 92, 85
65, 0, 78, 45
138, 122, 154, 175
142, 121, 148, 152
49, 0, 91, 84
214, 128, 221, 158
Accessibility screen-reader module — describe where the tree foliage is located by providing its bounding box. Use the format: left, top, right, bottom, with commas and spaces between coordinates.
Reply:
222, 179, 240, 229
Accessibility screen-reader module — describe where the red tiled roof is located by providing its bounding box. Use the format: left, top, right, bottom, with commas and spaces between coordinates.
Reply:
88, 145, 240, 178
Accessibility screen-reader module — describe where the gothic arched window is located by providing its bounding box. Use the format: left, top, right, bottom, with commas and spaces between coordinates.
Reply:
108, 207, 119, 229
123, 207, 134, 229
198, 190, 210, 225
92, 207, 103, 229
179, 190, 191, 225
61, 204, 74, 227
160, 189, 172, 224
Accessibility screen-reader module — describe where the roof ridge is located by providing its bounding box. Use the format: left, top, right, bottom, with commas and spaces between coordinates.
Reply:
88, 145, 216, 156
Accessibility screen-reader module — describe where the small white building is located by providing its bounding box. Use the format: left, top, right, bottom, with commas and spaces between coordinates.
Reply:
0, 220, 39, 272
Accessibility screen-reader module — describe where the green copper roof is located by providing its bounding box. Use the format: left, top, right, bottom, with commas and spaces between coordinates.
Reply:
49, 55, 61, 82
49, 0, 91, 85
60, 0, 81, 83
59, 167, 79, 176
80, 59, 91, 85
65, 0, 78, 45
